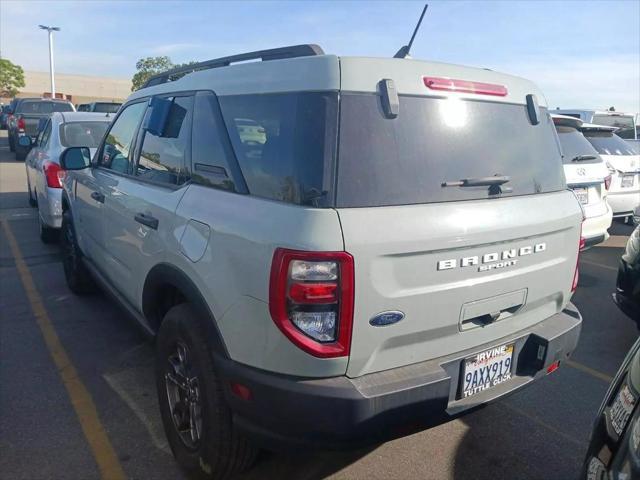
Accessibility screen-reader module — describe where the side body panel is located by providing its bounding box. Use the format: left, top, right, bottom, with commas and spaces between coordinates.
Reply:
169, 184, 348, 377
100, 172, 188, 307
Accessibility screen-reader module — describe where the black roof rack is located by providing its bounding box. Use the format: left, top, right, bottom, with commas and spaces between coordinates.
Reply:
142, 44, 325, 89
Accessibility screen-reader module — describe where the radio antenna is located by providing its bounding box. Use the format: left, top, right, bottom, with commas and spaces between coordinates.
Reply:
393, 3, 428, 59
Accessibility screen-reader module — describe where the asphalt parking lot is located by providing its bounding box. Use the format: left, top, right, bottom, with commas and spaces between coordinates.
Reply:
0, 128, 637, 480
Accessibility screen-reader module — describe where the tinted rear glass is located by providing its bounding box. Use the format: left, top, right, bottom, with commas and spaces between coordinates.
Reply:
92, 103, 121, 113
60, 122, 109, 148
337, 94, 564, 207
218, 92, 337, 206
555, 126, 601, 164
583, 131, 636, 156
593, 115, 636, 140
17, 101, 73, 114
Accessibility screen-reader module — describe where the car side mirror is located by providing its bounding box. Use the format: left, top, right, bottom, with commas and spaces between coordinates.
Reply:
143, 96, 172, 136
60, 147, 91, 170
18, 136, 32, 148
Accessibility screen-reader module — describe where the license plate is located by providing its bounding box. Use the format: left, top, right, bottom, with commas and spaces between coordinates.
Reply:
610, 384, 636, 436
573, 187, 589, 204
461, 344, 513, 398
621, 175, 635, 188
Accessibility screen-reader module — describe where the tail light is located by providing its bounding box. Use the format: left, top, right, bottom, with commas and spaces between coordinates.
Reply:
423, 77, 508, 97
17, 116, 25, 132
43, 161, 64, 188
572, 224, 585, 292
604, 175, 612, 190
269, 249, 354, 358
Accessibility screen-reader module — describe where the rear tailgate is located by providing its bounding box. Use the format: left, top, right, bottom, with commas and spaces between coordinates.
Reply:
21, 114, 47, 137
340, 192, 581, 377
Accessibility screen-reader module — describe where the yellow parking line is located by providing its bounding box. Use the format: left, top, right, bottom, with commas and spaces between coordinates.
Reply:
1, 219, 126, 480
565, 359, 614, 383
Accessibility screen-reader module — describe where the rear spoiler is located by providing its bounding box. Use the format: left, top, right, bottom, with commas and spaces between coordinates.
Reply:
579, 122, 619, 133
550, 114, 583, 129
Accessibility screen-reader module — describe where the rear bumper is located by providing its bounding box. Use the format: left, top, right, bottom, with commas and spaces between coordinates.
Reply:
40, 187, 63, 229
607, 189, 640, 217
582, 205, 613, 247
218, 303, 582, 449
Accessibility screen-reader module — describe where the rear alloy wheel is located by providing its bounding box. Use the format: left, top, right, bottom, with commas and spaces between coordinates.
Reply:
156, 304, 257, 479
39, 214, 59, 244
61, 210, 96, 294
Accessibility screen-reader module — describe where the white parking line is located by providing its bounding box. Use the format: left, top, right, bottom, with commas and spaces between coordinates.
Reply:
579, 259, 618, 272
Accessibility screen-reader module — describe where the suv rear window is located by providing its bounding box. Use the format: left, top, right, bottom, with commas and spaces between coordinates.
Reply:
555, 126, 601, 164
219, 92, 337, 206
60, 122, 109, 148
592, 115, 636, 140
583, 131, 636, 156
92, 103, 121, 113
336, 94, 564, 207
17, 101, 74, 114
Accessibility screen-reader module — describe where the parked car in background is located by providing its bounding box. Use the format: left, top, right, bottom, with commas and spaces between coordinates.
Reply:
613, 224, 640, 322
59, 44, 583, 479
580, 126, 640, 222
552, 115, 612, 247
23, 112, 110, 243
82, 102, 122, 113
0, 105, 12, 129
583, 128, 640, 222
583, 335, 640, 479
8, 98, 75, 160
556, 109, 638, 141
76, 103, 90, 112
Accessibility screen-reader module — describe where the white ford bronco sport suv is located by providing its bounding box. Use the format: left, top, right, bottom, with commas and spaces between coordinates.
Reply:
59, 45, 583, 478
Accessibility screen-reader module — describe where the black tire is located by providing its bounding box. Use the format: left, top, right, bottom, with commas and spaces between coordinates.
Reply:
156, 304, 258, 480
8, 133, 15, 152
61, 210, 96, 294
39, 215, 59, 244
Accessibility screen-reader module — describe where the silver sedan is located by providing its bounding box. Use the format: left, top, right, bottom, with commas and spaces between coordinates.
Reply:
24, 112, 111, 243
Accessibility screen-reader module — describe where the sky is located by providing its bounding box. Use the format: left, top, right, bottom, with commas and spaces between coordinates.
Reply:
1, 0, 638, 113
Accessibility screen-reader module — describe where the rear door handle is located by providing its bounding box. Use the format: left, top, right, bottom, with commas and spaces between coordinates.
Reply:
90, 191, 105, 203
134, 213, 159, 230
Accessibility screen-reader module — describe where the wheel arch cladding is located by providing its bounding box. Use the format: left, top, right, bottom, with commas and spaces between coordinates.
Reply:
142, 263, 229, 358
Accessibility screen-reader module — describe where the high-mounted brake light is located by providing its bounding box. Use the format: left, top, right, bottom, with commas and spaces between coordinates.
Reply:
43, 161, 64, 188
17, 116, 25, 132
269, 249, 354, 358
423, 77, 508, 97
604, 175, 612, 190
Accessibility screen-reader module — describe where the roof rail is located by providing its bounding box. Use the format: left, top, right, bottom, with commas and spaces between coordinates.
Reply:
142, 44, 325, 89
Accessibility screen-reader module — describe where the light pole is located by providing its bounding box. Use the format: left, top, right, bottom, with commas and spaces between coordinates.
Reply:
39, 25, 60, 98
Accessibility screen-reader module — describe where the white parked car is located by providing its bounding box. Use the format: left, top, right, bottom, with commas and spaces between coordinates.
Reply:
24, 112, 111, 242
580, 126, 640, 221
552, 115, 612, 247
554, 109, 637, 141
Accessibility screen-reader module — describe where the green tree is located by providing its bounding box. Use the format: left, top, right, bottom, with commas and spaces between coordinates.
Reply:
131, 56, 174, 91
0, 58, 26, 97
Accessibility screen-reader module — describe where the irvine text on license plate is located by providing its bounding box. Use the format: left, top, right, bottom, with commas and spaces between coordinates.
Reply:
461, 344, 514, 398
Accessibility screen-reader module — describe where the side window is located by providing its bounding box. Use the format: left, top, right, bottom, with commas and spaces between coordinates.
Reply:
99, 102, 147, 174
40, 121, 52, 147
190, 92, 238, 191
136, 95, 193, 186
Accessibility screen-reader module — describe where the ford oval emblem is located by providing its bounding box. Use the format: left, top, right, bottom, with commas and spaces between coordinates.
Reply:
369, 311, 405, 327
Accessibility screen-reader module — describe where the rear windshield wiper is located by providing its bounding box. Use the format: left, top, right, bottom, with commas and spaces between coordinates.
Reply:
441, 175, 510, 188
571, 154, 597, 162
